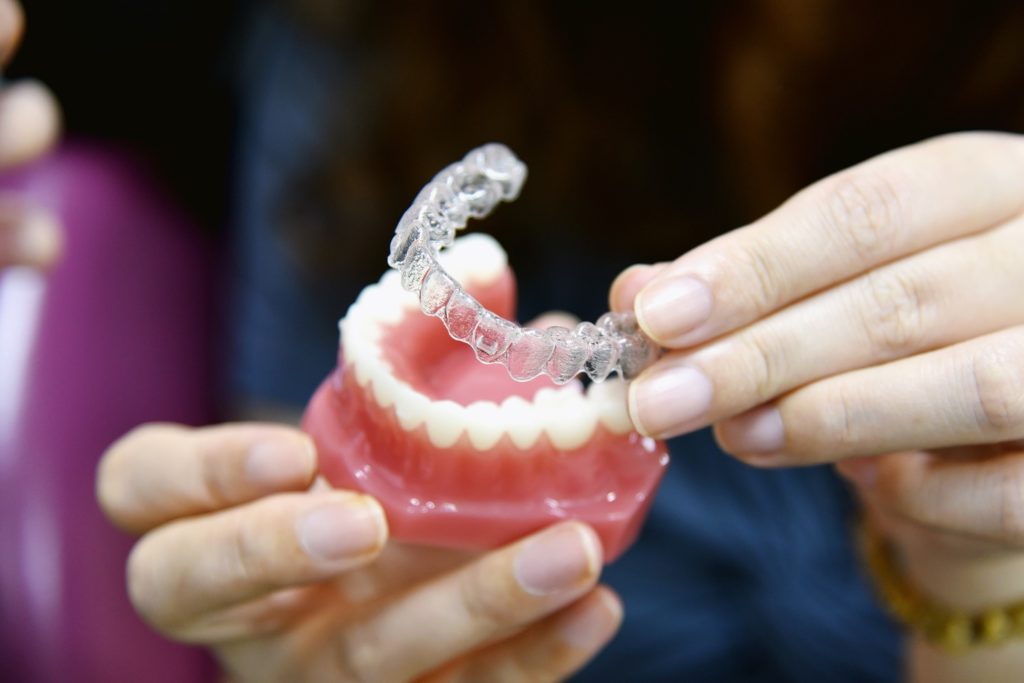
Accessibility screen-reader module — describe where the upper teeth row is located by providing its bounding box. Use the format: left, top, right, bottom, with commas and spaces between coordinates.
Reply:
341, 235, 636, 451
387, 143, 661, 384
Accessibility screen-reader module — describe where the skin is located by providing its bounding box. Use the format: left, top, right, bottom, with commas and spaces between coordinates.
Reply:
614, 132, 1024, 682
0, 0, 62, 269
97, 314, 621, 683
96, 425, 620, 683
1, 0, 1012, 679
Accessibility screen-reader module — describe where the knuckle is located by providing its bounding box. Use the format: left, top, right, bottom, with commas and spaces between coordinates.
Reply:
730, 240, 789, 317
227, 513, 267, 588
820, 383, 860, 454
334, 627, 384, 683
857, 269, 928, 358
742, 330, 789, 402
819, 170, 904, 263
503, 640, 576, 683
969, 338, 1024, 436
459, 561, 518, 632
197, 443, 233, 508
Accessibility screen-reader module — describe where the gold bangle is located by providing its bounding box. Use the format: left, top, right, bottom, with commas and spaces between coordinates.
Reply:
859, 521, 1024, 652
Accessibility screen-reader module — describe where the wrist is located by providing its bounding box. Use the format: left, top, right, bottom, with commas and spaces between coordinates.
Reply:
862, 520, 1024, 651
899, 536, 1024, 612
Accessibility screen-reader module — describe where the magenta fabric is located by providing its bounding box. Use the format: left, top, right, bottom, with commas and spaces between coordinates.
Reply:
0, 142, 216, 682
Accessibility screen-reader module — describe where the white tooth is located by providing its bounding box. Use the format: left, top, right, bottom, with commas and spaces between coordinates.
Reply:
533, 386, 584, 411
438, 233, 507, 286
364, 323, 383, 346
394, 386, 431, 430
336, 233, 518, 445
350, 327, 376, 386
371, 369, 400, 408
363, 282, 415, 322
380, 270, 402, 291
501, 395, 543, 449
344, 315, 379, 356
540, 388, 598, 450
464, 401, 506, 450
342, 317, 378, 371
588, 379, 634, 435
424, 399, 467, 448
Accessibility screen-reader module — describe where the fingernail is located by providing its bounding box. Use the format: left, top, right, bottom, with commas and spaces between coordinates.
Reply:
246, 434, 316, 490
299, 496, 386, 562
717, 406, 785, 454
514, 523, 601, 596
9, 209, 61, 266
561, 590, 623, 650
628, 364, 713, 437
635, 275, 712, 345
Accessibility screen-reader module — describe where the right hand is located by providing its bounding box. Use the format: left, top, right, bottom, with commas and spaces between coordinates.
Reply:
97, 423, 621, 683
0, 0, 62, 269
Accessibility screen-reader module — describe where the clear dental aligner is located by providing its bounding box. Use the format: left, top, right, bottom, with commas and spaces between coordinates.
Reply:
388, 143, 662, 384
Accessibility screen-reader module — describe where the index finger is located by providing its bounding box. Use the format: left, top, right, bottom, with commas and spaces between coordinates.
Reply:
97, 423, 317, 534
633, 132, 1024, 348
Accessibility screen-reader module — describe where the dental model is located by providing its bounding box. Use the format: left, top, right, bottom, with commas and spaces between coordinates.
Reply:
303, 145, 669, 561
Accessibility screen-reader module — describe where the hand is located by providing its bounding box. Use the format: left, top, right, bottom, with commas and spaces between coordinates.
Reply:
97, 423, 620, 683
0, 0, 62, 269
612, 131, 1024, 678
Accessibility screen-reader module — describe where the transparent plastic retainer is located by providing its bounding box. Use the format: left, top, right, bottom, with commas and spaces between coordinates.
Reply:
388, 144, 662, 384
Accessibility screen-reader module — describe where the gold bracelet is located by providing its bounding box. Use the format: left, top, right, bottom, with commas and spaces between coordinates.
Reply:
859, 521, 1024, 652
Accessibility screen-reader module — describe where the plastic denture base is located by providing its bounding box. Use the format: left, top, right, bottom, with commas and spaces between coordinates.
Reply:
302, 239, 669, 561
388, 143, 662, 384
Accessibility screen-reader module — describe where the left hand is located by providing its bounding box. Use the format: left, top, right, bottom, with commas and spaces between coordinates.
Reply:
0, 0, 62, 269
612, 132, 1024, 597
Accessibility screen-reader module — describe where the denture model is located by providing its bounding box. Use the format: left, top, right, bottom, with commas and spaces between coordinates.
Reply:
303, 145, 669, 561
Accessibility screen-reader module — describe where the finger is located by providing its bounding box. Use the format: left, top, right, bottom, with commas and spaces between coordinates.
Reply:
714, 326, 1024, 465
634, 132, 1024, 348
628, 215, 1024, 438
0, 198, 60, 268
127, 490, 386, 638
422, 586, 622, 683
839, 449, 1024, 551
97, 423, 317, 534
0, 0, 24, 63
609, 263, 667, 312
334, 521, 603, 682
175, 585, 323, 643
0, 79, 61, 169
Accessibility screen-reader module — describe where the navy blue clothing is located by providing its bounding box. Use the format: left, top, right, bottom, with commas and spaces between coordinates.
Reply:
579, 429, 900, 682
227, 6, 902, 680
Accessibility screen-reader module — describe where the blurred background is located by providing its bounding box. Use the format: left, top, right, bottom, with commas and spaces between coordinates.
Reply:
1, 1, 1022, 681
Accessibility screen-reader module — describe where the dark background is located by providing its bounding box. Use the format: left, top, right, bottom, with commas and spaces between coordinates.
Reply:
10, 0, 1024, 398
